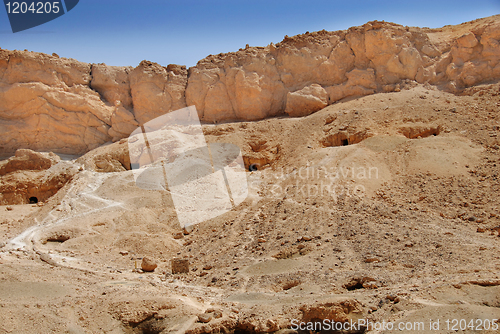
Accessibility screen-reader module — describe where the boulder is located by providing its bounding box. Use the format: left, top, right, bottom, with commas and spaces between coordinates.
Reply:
285, 84, 328, 117
141, 256, 158, 272
172, 258, 189, 274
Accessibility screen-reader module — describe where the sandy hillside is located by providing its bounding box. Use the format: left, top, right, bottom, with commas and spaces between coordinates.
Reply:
0, 16, 499, 334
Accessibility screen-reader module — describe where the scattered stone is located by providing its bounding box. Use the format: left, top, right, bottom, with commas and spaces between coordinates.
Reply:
364, 257, 379, 263
6, 206, 13, 211
325, 115, 336, 125
198, 313, 212, 323
387, 295, 399, 301
171, 258, 189, 274
467, 279, 500, 287
141, 256, 157, 272
183, 224, 194, 235
257, 238, 266, 243
477, 227, 486, 233
119, 250, 129, 256
173, 232, 184, 239
203, 265, 213, 270
363, 282, 378, 289
344, 276, 376, 290
468, 216, 477, 222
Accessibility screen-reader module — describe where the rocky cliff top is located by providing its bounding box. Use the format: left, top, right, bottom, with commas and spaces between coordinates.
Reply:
1, 15, 499, 155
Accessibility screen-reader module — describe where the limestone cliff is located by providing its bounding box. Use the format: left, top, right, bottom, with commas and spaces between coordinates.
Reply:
1, 15, 499, 154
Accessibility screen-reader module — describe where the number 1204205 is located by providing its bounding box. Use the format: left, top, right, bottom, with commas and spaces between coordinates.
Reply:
445, 319, 499, 331
5, 2, 60, 14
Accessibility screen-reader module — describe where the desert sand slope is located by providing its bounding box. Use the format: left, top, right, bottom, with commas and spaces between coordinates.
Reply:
1, 15, 500, 154
0, 76, 499, 333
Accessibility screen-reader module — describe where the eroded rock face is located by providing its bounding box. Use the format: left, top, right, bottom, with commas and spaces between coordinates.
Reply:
0, 149, 78, 205
186, 51, 286, 122
129, 61, 188, 125
0, 149, 59, 176
285, 84, 328, 117
1, 16, 499, 154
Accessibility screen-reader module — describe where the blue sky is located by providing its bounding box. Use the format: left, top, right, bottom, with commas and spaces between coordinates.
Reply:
0, 0, 499, 67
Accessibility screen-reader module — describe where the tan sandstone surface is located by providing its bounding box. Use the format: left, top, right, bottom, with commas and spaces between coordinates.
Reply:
0, 16, 499, 334
1, 16, 500, 154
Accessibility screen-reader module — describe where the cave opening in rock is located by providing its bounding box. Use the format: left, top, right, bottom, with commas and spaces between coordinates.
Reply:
29, 197, 38, 204
249, 163, 259, 171
320, 131, 372, 148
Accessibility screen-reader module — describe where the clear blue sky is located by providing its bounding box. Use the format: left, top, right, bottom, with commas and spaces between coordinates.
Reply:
0, 0, 499, 68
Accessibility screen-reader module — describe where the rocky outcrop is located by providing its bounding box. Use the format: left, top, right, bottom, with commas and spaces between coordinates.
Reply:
76, 138, 131, 172
0, 148, 59, 175
0, 149, 78, 205
285, 84, 328, 117
1, 16, 499, 154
